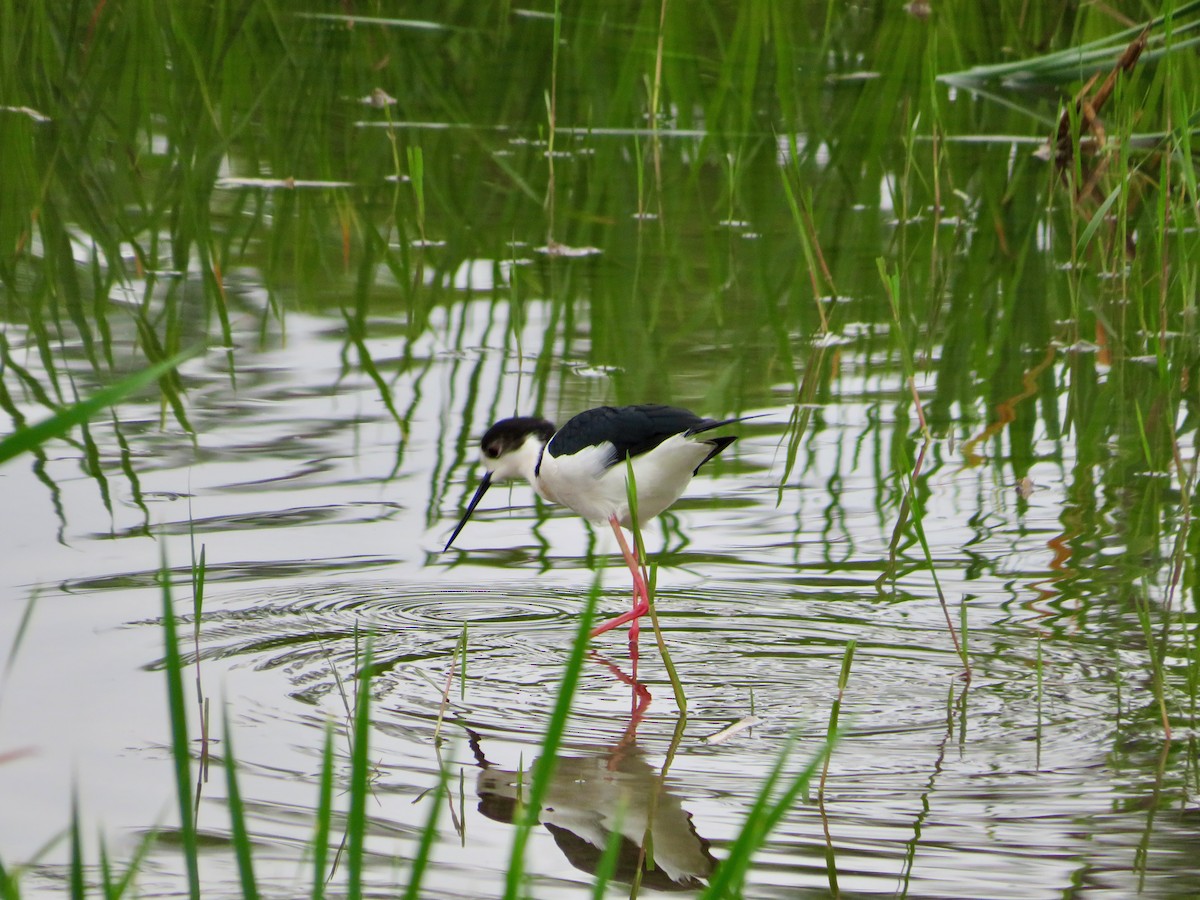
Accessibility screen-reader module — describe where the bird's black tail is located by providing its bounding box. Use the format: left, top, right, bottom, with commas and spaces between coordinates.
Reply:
686, 414, 761, 473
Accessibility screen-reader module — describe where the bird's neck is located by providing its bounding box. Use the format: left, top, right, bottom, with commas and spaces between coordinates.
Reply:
492, 436, 547, 490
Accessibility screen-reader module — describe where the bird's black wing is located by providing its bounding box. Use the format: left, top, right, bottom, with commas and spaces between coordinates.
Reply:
547, 405, 710, 468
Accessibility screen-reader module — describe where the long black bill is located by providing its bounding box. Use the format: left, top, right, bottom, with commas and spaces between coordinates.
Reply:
443, 471, 493, 551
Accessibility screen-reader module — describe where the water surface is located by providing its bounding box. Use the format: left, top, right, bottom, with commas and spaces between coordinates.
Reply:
1, 3, 1198, 898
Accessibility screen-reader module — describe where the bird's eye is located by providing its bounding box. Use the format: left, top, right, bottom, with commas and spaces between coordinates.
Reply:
483, 444, 501, 459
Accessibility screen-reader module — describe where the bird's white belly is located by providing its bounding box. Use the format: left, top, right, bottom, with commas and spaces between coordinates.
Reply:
536, 436, 713, 527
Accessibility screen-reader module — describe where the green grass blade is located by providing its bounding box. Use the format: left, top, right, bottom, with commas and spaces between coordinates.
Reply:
160, 547, 201, 900
0, 347, 200, 466
820, 642, 856, 892
1076, 182, 1125, 256
69, 792, 84, 900
827, 640, 856, 743
701, 732, 837, 898
402, 772, 444, 900
311, 722, 335, 900
502, 580, 597, 900
222, 710, 259, 900
700, 737, 795, 899
588, 803, 625, 900
755, 740, 837, 846
341, 309, 404, 434
406, 145, 425, 239
1, 590, 39, 697
624, 455, 687, 710
346, 638, 373, 900
460, 624, 468, 701
940, 2, 1200, 87
100, 826, 156, 900
99, 837, 114, 900
0, 857, 15, 900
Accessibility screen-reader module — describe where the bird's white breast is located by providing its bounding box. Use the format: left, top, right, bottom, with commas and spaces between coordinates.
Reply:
536, 434, 715, 527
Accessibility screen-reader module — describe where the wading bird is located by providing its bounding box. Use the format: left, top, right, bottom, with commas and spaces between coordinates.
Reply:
444, 404, 749, 641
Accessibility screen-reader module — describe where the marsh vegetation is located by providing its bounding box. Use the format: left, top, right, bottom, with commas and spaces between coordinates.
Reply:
1, 1, 1199, 897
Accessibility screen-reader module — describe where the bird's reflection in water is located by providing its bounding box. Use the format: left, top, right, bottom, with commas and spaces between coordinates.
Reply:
468, 653, 715, 891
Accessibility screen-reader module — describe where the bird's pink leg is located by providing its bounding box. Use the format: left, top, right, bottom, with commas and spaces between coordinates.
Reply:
589, 515, 650, 640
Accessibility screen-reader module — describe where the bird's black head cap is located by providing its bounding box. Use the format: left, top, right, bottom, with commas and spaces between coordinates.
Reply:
480, 416, 556, 460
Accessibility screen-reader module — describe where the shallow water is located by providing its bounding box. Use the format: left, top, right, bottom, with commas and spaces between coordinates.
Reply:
4, 289, 1197, 897
3, 3, 1200, 898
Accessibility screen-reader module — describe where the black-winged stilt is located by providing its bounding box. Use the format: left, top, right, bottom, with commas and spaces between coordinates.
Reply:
443, 404, 749, 641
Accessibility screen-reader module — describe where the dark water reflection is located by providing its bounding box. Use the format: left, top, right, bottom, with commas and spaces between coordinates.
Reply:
3, 3, 1200, 898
